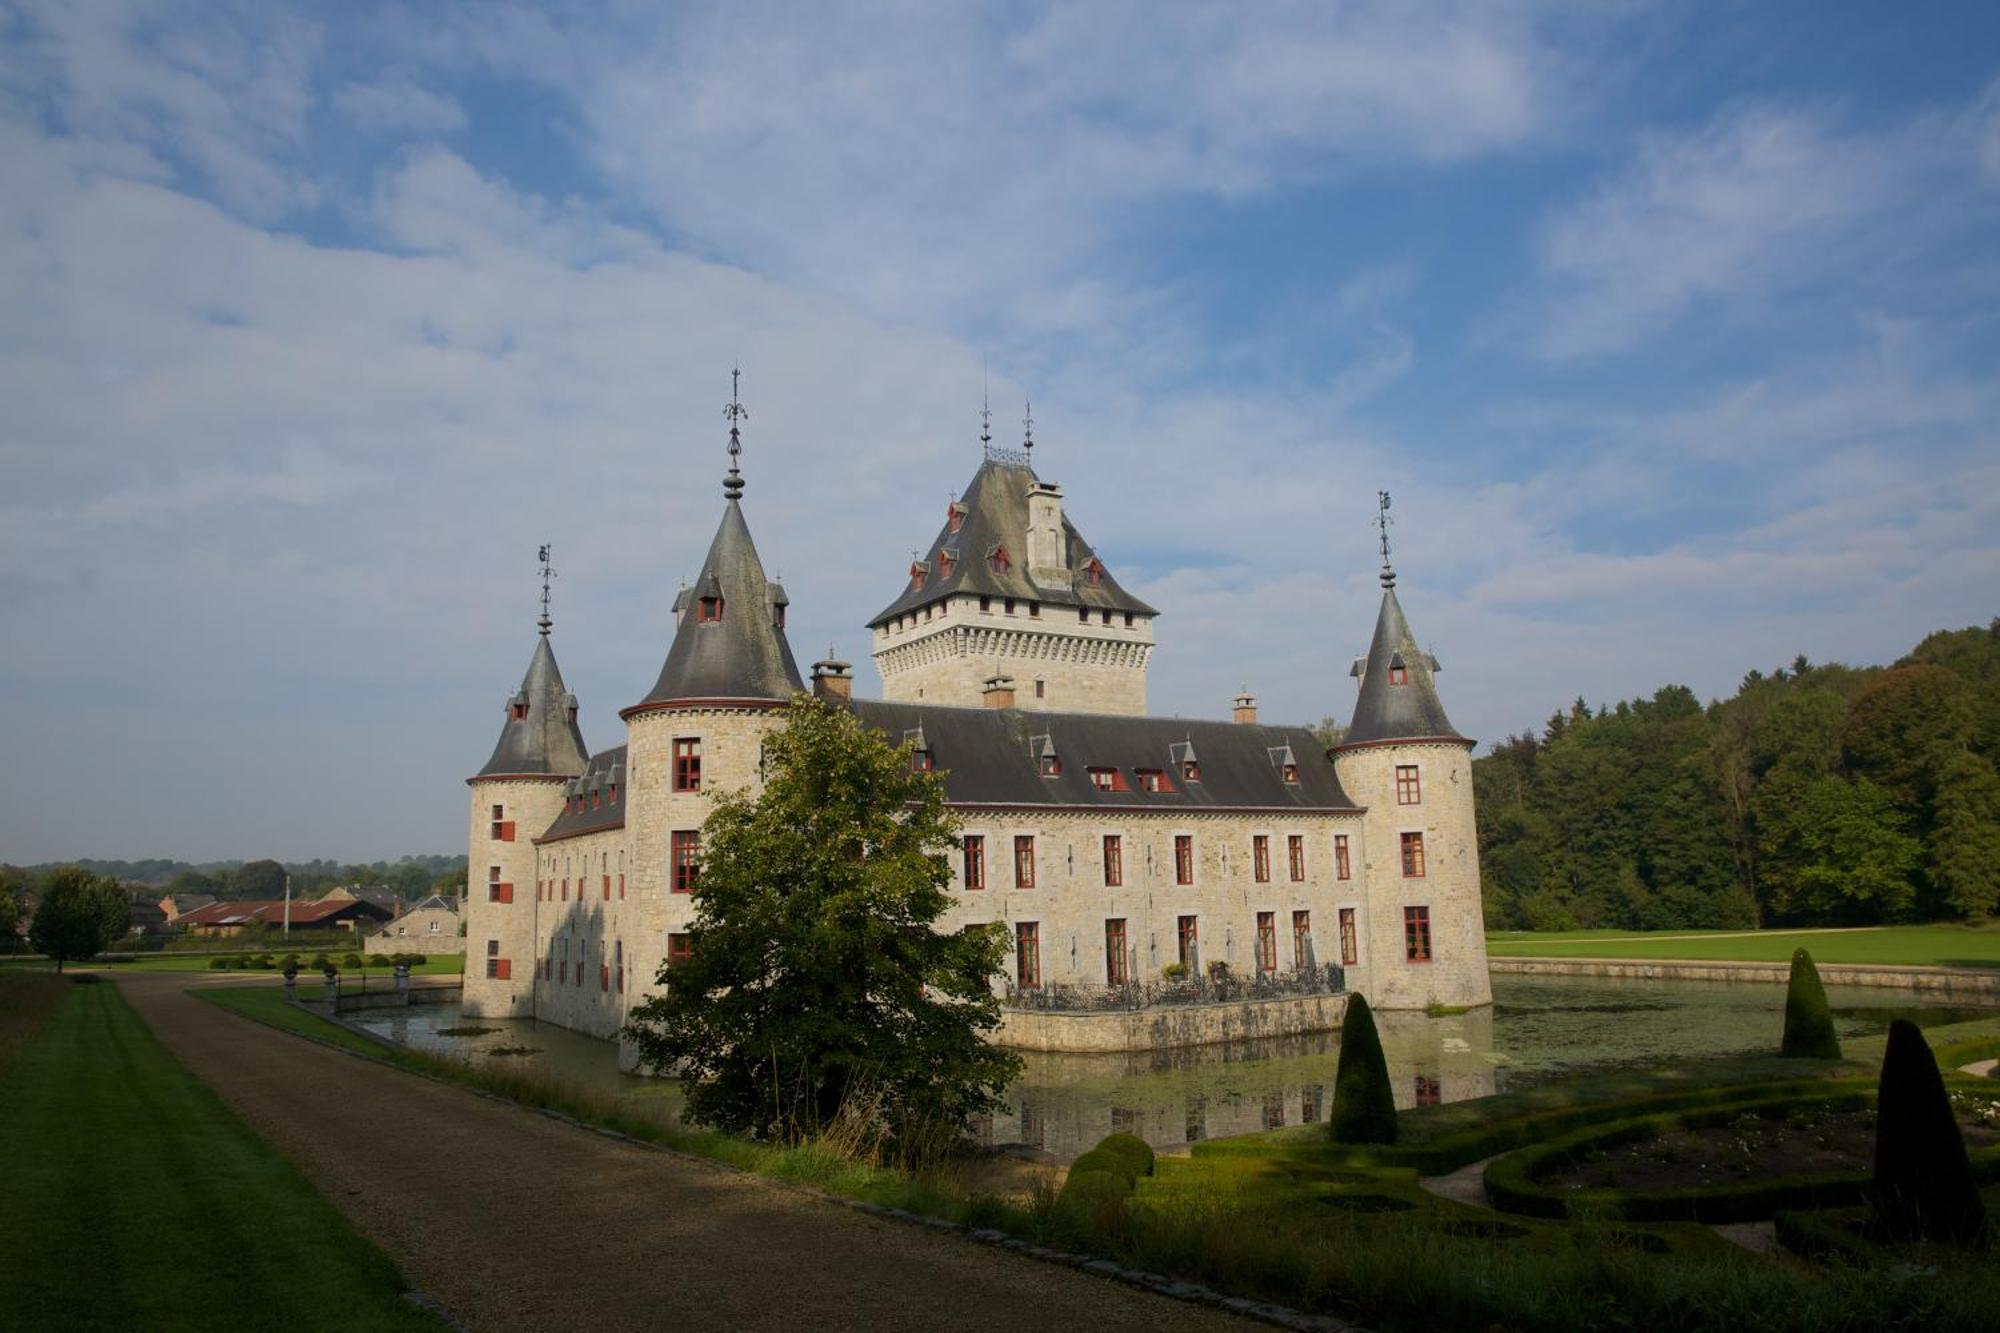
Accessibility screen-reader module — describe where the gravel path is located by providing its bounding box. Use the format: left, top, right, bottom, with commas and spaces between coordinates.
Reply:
118, 974, 1258, 1333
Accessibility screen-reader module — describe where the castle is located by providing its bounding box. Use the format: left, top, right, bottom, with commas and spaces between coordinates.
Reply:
460, 396, 1491, 1046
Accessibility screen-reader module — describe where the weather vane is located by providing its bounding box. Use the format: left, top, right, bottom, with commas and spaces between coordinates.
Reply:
1374, 491, 1396, 587
537, 543, 556, 635
979, 361, 992, 449
1022, 399, 1034, 456
723, 367, 747, 498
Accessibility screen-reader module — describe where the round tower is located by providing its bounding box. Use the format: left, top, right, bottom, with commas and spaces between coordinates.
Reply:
619, 375, 804, 1042
463, 573, 589, 1019
1331, 548, 1491, 1011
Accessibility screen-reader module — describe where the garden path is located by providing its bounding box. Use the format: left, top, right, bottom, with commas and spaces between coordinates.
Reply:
117, 973, 1262, 1333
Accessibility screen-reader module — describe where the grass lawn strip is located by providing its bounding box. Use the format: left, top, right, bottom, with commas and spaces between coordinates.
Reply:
0, 978, 443, 1332
1485, 923, 2000, 968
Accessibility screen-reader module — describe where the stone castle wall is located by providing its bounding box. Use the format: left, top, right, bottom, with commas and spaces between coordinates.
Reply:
461, 777, 566, 1019
873, 593, 1153, 715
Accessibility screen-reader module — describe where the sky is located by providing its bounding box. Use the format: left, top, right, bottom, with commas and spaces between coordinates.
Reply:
2, 1, 1997, 864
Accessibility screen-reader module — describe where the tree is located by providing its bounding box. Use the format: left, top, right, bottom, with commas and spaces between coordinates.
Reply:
1928, 749, 2000, 919
1757, 774, 1919, 923
1870, 1019, 1988, 1246
164, 868, 221, 899
0, 866, 23, 949
27, 866, 129, 971
230, 859, 288, 898
1329, 994, 1397, 1145
1780, 949, 1840, 1059
623, 697, 1020, 1148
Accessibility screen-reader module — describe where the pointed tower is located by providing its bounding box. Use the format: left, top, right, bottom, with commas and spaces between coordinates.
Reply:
464, 548, 589, 1018
619, 373, 802, 990
1330, 496, 1490, 1010
867, 416, 1157, 714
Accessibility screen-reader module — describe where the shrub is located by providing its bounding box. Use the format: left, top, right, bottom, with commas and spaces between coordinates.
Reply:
1870, 1019, 1988, 1246
208, 957, 230, 970
342, 953, 364, 969
1055, 1168, 1131, 1232
1069, 1147, 1138, 1187
1095, 1131, 1156, 1179
1331, 993, 1397, 1145
367, 953, 391, 967
1160, 962, 1188, 980
251, 955, 276, 970
279, 953, 301, 969
1780, 949, 1841, 1060
309, 954, 331, 971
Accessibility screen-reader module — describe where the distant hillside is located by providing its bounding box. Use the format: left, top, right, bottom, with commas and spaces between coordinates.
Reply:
6, 854, 467, 901
1476, 619, 2000, 931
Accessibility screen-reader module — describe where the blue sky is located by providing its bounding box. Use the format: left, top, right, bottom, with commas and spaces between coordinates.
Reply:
2, 1, 1997, 862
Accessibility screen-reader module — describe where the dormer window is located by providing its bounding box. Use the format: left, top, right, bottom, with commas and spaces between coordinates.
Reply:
912, 749, 934, 773
1282, 763, 1299, 784
1182, 760, 1200, 782
1388, 652, 1408, 685
988, 545, 1010, 575
937, 550, 954, 577
909, 561, 926, 591
1088, 766, 1126, 792
773, 602, 786, 628
947, 501, 966, 534
1039, 755, 1061, 777
1135, 768, 1171, 793
1085, 557, 1104, 588
1032, 735, 1060, 777
510, 696, 528, 721
698, 596, 724, 623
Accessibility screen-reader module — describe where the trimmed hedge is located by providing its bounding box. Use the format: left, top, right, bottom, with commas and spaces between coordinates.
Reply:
1781, 949, 1841, 1060
1872, 1018, 1990, 1246
1330, 994, 1397, 1145
1095, 1132, 1156, 1179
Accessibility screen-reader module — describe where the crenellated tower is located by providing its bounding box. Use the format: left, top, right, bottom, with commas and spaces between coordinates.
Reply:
462, 550, 589, 1018
1330, 497, 1491, 1010
868, 416, 1157, 715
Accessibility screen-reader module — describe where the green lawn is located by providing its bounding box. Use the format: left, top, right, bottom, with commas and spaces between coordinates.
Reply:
1485, 923, 2000, 968
0, 976, 445, 1331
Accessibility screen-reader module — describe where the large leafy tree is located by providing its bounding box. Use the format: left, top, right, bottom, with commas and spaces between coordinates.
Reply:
624, 697, 1020, 1147
229, 859, 288, 898
1757, 774, 1919, 923
28, 866, 130, 971
1928, 749, 2000, 919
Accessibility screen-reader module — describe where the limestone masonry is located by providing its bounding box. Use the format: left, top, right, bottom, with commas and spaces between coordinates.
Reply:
461, 419, 1492, 1049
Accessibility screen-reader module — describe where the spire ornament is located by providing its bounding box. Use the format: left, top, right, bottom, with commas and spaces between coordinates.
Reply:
537, 543, 556, 635
723, 366, 748, 499
1022, 399, 1034, 458
1374, 490, 1395, 588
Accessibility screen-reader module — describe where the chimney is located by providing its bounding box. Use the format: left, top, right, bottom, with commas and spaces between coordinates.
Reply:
982, 674, 1017, 709
1232, 690, 1258, 725
811, 656, 853, 701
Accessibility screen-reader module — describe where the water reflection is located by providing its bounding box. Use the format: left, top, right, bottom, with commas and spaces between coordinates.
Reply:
349, 974, 1996, 1163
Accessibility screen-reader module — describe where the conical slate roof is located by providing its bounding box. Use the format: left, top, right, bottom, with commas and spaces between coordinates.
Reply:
1342, 576, 1465, 747
869, 456, 1157, 627
475, 635, 591, 779
629, 498, 804, 710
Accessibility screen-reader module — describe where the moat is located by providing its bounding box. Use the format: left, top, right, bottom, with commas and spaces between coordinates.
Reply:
349, 973, 1999, 1161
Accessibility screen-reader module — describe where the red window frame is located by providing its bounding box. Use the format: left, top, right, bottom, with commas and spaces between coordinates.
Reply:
672, 830, 701, 894
1088, 767, 1127, 792
1288, 834, 1306, 883
1039, 754, 1061, 777
1105, 918, 1128, 985
1281, 763, 1298, 785
1252, 835, 1270, 884
1415, 1074, 1441, 1106
1174, 834, 1194, 886
1339, 907, 1358, 966
1135, 768, 1171, 793
1335, 834, 1351, 880
911, 749, 934, 772
1177, 915, 1199, 968
1401, 831, 1426, 878
1013, 835, 1036, 889
1015, 921, 1039, 989
1389, 664, 1408, 685
962, 835, 986, 891
1404, 906, 1432, 962
1396, 764, 1421, 805
673, 738, 702, 792
1256, 912, 1277, 973
484, 939, 509, 981
697, 595, 723, 622
1292, 910, 1311, 967
668, 933, 693, 966
1102, 834, 1122, 887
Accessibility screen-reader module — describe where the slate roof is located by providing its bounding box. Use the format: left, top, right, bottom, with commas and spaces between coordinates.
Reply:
1342, 578, 1466, 747
629, 499, 804, 710
848, 700, 1355, 811
537, 745, 629, 843
869, 457, 1158, 627
175, 899, 393, 928
475, 634, 591, 780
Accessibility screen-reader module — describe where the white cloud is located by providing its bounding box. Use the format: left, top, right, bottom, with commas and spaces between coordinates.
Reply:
332, 71, 466, 135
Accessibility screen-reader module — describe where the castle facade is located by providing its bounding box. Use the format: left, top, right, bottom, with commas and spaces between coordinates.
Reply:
460, 428, 1491, 1045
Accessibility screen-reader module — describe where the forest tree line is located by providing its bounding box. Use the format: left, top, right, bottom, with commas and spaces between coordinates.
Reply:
1, 854, 467, 910
1475, 620, 2000, 930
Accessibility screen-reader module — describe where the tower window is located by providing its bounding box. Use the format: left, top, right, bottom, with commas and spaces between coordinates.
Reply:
1396, 765, 1421, 804
1124, 612, 1135, 628
1028, 601, 1040, 618
947, 503, 965, 534
1101, 609, 1112, 625
979, 595, 991, 612
1401, 832, 1427, 878
909, 562, 925, 591
697, 595, 723, 622
673, 738, 702, 792
1085, 558, 1103, 587
1177, 915, 1199, 968
672, 830, 701, 893
1404, 906, 1432, 962
1389, 664, 1408, 685
937, 550, 954, 577
1034, 679, 1046, 699
511, 700, 527, 721
773, 602, 786, 628
1257, 912, 1277, 973
1079, 606, 1091, 624
1004, 597, 1016, 615
989, 546, 1011, 575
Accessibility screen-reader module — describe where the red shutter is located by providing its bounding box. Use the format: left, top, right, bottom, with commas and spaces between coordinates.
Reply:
497, 821, 516, 842
600, 964, 609, 992
492, 882, 514, 904
602, 875, 611, 900
494, 959, 512, 980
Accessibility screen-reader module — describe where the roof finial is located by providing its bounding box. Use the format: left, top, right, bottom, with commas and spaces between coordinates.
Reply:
1022, 399, 1034, 457
536, 543, 556, 635
723, 366, 747, 500
1374, 490, 1395, 588
979, 358, 992, 450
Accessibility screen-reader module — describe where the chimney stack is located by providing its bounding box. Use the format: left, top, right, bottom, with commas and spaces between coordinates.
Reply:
982, 674, 1017, 709
811, 656, 853, 701
1232, 690, 1258, 725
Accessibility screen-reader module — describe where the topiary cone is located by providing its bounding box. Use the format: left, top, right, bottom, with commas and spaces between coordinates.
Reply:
1871, 1019, 1988, 1247
1330, 993, 1397, 1145
1780, 948, 1841, 1059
